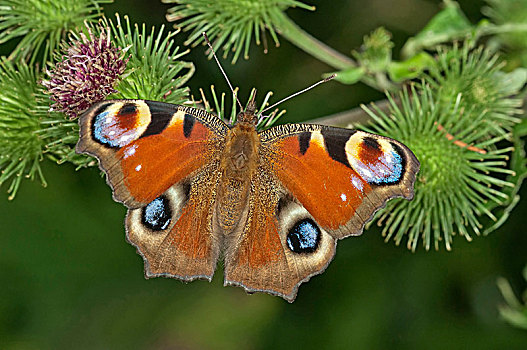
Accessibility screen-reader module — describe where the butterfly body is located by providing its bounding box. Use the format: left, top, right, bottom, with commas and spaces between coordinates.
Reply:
77, 99, 419, 302
216, 119, 259, 234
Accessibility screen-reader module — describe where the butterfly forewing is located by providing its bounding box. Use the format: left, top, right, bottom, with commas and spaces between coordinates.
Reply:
77, 100, 228, 208
259, 124, 419, 239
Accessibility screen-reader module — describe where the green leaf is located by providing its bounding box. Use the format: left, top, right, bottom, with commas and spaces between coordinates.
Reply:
0, 0, 111, 65
483, 122, 527, 235
401, 0, 473, 57
327, 67, 365, 84
497, 265, 527, 330
495, 67, 527, 95
388, 52, 436, 82
484, 0, 527, 52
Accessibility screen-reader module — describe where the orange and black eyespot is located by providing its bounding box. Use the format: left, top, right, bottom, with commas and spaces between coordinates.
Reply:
92, 102, 146, 148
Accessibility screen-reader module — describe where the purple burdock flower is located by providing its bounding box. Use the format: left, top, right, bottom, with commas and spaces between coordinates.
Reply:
42, 25, 129, 119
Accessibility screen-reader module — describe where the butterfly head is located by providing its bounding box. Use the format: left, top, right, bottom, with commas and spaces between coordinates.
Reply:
236, 91, 258, 125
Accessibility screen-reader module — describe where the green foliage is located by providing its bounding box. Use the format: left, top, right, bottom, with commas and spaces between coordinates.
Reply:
0, 0, 111, 65
36, 95, 96, 168
348, 3, 527, 250
402, 0, 474, 58
484, 0, 527, 52
106, 14, 194, 104
353, 27, 393, 74
0, 0, 527, 343
0, 59, 45, 199
387, 52, 435, 82
330, 66, 365, 84
497, 265, 527, 329
362, 82, 516, 251
426, 44, 524, 138
163, 0, 314, 63
402, 0, 527, 60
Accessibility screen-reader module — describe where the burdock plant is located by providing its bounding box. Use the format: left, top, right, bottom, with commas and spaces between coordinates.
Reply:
37, 15, 194, 168
362, 82, 517, 251
0, 59, 45, 199
0, 0, 112, 64
41, 24, 129, 119
0, 0, 525, 333
0, 1, 194, 196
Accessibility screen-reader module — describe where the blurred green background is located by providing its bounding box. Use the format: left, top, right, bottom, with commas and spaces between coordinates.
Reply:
1, 0, 527, 349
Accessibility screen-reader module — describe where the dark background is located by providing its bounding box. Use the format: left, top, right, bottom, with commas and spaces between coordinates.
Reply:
1, 0, 526, 349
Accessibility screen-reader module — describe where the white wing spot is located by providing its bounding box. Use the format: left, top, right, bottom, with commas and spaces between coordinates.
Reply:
351, 174, 364, 192
135, 164, 142, 172
119, 134, 133, 144
123, 145, 137, 159
340, 193, 347, 202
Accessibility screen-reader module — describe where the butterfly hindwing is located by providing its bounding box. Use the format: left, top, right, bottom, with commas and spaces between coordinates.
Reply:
223, 169, 337, 301
76, 99, 228, 208
126, 163, 222, 281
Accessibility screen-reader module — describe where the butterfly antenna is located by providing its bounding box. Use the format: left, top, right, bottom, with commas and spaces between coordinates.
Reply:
202, 32, 244, 112
260, 74, 337, 114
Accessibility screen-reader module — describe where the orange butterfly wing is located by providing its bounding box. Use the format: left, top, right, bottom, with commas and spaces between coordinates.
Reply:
77, 100, 228, 280
223, 168, 338, 301
224, 124, 419, 301
265, 125, 419, 238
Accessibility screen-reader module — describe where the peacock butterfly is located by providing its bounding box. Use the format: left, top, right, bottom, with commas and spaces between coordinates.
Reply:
76, 93, 419, 302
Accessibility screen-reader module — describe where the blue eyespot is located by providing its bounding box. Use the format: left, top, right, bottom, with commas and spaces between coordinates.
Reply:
286, 219, 321, 253
92, 106, 140, 148
93, 111, 120, 147
142, 196, 171, 231
371, 150, 403, 185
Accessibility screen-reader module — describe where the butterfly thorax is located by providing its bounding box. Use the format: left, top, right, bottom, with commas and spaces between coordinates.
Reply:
215, 121, 260, 234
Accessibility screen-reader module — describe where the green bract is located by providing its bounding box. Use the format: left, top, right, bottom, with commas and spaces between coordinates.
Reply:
362, 82, 516, 251
106, 14, 194, 104
163, 0, 314, 63
0, 0, 111, 64
426, 44, 524, 138
0, 60, 44, 199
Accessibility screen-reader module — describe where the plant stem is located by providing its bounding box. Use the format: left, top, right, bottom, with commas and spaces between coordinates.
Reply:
275, 11, 353, 69
481, 23, 527, 36
275, 12, 387, 91
306, 98, 394, 126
